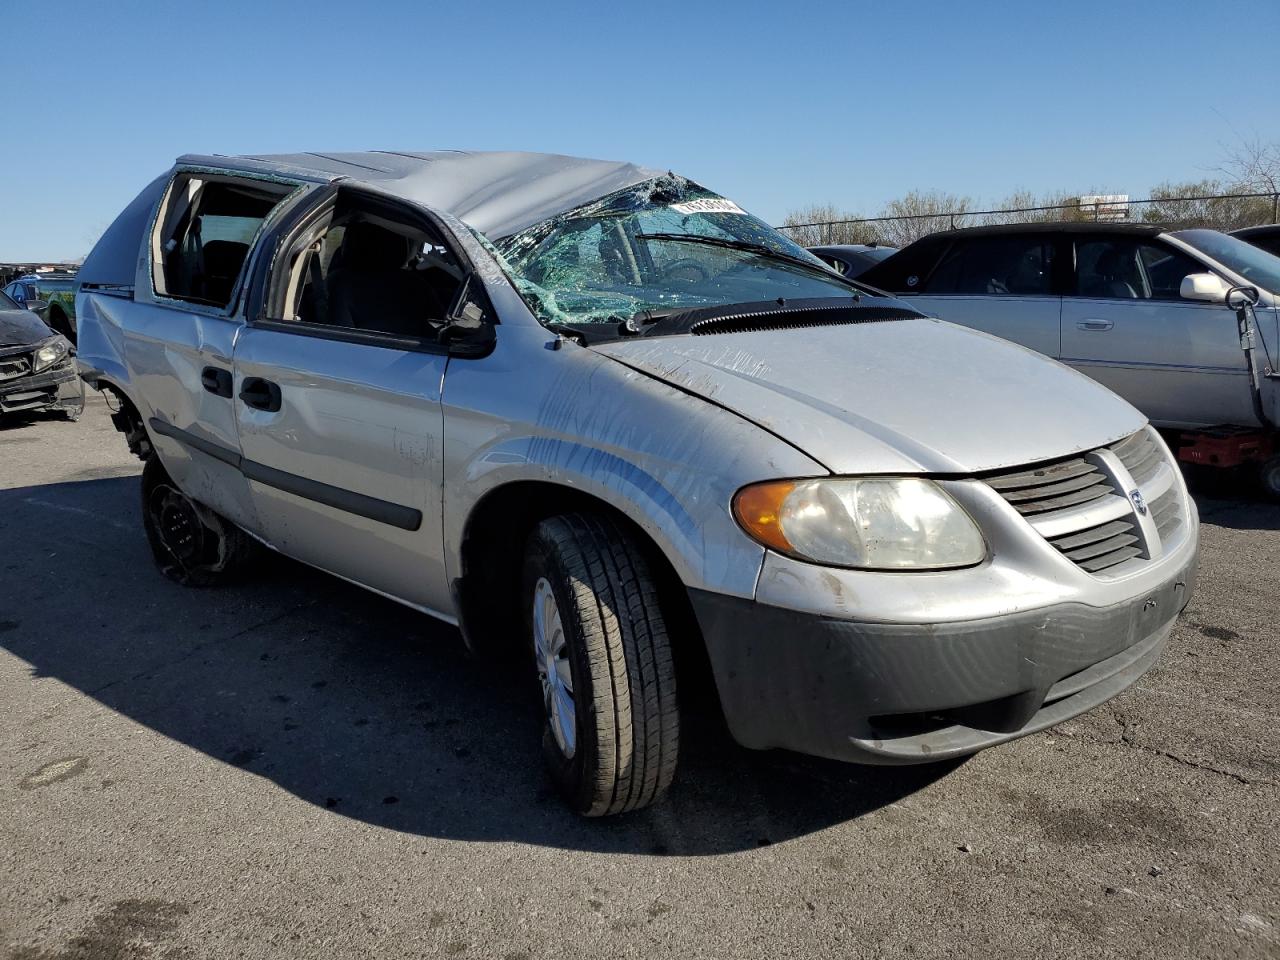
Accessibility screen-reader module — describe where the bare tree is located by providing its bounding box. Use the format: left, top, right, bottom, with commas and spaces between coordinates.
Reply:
979, 189, 1090, 225
1219, 137, 1280, 196
875, 191, 973, 247
780, 204, 879, 246
1138, 178, 1273, 230
780, 137, 1280, 242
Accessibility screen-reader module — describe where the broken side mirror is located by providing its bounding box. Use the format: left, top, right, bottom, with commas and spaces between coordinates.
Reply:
1179, 273, 1230, 303
26, 298, 49, 313
439, 275, 497, 357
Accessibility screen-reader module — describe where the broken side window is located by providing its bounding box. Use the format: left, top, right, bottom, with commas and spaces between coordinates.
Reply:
152, 174, 295, 309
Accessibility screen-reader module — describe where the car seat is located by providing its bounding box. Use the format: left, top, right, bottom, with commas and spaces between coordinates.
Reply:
1085, 249, 1139, 298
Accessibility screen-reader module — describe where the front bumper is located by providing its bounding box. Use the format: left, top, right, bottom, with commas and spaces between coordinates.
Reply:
0, 360, 85, 415
691, 548, 1197, 764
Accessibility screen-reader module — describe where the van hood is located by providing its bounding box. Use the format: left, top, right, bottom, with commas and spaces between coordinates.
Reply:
594, 316, 1146, 474
0, 308, 54, 348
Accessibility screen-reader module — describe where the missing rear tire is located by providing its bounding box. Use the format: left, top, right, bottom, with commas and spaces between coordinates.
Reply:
141, 457, 257, 586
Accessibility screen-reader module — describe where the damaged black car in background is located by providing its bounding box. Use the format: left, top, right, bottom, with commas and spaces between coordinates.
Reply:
0, 288, 84, 420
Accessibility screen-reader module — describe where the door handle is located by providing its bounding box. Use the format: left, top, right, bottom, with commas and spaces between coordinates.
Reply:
200, 366, 233, 398
1077, 319, 1114, 331
239, 377, 282, 412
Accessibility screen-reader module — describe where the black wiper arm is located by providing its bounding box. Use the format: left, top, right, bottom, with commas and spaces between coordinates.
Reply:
634, 232, 857, 285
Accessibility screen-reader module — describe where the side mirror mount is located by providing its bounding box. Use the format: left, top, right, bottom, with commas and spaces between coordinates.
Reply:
1226, 284, 1261, 310
1179, 273, 1230, 303
26, 298, 48, 313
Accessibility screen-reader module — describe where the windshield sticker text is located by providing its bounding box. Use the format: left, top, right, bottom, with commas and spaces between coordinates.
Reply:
670, 198, 746, 216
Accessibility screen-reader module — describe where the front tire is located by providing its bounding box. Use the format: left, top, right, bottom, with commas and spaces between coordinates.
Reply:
141, 458, 257, 586
522, 514, 679, 816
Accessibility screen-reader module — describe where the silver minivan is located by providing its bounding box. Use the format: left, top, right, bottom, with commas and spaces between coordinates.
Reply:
76, 152, 1199, 815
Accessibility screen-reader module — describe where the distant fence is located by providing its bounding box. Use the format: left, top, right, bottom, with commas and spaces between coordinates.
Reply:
777, 190, 1280, 249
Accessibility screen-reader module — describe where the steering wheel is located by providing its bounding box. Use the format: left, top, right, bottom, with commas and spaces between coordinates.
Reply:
660, 258, 711, 284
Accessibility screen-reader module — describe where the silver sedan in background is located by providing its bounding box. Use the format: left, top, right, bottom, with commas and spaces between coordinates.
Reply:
860, 223, 1280, 433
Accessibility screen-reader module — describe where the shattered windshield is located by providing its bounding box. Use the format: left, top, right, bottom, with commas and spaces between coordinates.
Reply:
493, 175, 858, 328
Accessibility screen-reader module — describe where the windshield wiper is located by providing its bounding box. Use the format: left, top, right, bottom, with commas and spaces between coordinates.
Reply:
633, 232, 859, 289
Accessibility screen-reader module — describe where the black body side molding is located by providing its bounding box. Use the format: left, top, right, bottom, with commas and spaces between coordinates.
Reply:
147, 417, 423, 532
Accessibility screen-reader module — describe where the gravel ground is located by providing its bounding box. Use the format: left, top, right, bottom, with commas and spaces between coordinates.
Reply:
1, 395, 1276, 959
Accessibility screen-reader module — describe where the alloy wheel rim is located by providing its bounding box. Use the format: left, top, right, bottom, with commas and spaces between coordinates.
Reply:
532, 577, 576, 758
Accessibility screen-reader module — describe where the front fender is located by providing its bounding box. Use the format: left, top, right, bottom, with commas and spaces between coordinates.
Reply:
441, 323, 827, 599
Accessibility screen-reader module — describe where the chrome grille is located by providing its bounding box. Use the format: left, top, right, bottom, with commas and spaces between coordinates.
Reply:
983, 427, 1185, 577
1150, 487, 1181, 541
1046, 518, 1142, 573
1111, 429, 1162, 485
984, 457, 1113, 515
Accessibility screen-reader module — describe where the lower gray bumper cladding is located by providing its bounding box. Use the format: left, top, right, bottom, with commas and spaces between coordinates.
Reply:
691, 556, 1196, 765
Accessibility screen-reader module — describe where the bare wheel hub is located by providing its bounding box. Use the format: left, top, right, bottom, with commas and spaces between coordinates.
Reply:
152, 486, 206, 565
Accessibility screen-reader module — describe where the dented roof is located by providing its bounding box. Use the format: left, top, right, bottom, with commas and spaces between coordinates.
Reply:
184, 150, 666, 240
79, 150, 667, 290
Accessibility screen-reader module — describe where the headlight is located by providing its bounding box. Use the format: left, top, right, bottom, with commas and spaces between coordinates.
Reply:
31, 337, 69, 373
733, 477, 986, 570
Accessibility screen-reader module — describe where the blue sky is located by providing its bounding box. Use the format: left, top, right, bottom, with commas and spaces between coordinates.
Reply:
2, 0, 1276, 261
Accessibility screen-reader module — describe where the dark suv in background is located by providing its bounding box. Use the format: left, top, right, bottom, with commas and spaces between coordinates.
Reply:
0, 287, 84, 419
807, 243, 897, 279
3, 271, 79, 343
1232, 224, 1280, 257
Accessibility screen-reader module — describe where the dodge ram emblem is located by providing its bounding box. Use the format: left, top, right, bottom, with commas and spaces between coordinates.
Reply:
1130, 489, 1148, 515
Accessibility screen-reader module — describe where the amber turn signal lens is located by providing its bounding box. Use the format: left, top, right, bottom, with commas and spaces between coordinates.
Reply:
732, 480, 797, 554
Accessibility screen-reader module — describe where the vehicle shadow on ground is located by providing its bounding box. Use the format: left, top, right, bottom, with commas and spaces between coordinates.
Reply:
0, 476, 956, 855
1184, 467, 1280, 531
0, 411, 68, 432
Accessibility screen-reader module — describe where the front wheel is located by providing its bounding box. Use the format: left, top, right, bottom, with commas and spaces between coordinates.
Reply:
141, 457, 257, 586
522, 514, 680, 816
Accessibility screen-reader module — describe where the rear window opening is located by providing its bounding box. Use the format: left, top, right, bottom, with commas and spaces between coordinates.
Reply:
152, 173, 295, 308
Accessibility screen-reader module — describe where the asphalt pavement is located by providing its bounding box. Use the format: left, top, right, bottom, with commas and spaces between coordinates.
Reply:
1, 395, 1277, 959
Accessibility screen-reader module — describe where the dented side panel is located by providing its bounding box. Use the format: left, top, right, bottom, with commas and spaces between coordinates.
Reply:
100, 297, 260, 532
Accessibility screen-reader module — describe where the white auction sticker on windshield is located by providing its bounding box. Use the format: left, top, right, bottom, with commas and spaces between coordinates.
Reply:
670, 198, 746, 215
